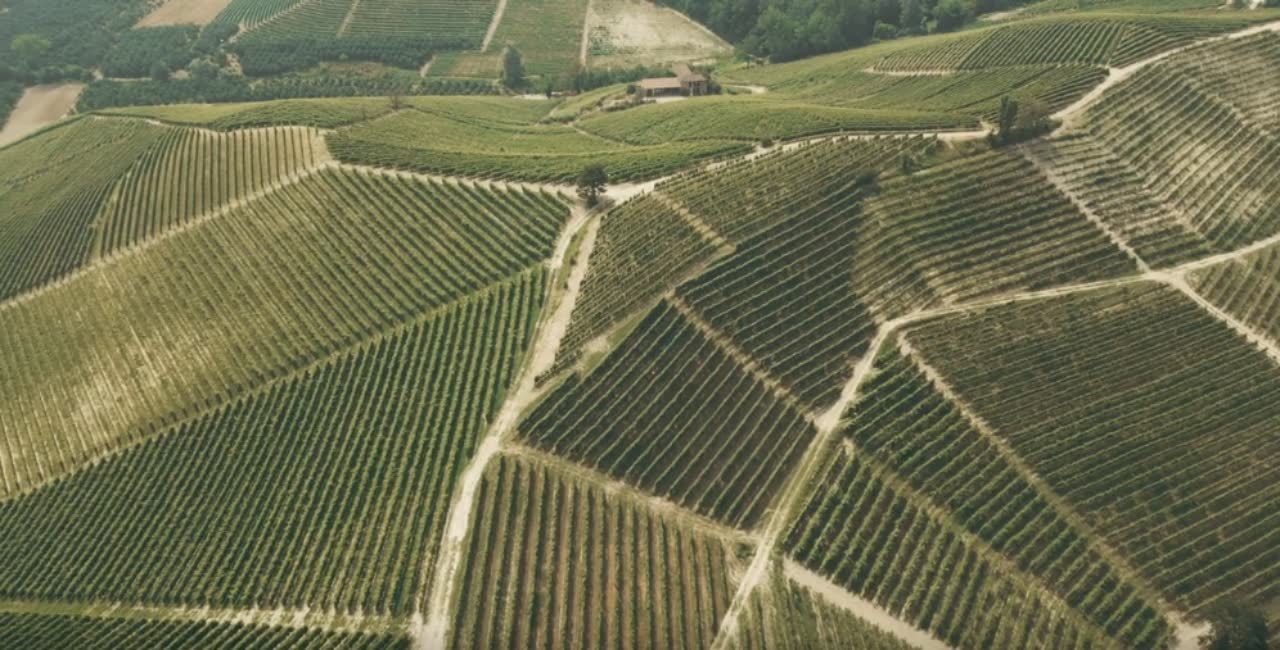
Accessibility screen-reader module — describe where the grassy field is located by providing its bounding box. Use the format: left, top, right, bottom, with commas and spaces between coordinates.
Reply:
99, 97, 399, 129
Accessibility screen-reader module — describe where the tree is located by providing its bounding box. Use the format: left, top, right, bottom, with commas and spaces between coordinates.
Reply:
1199, 602, 1268, 650
501, 46, 525, 89
11, 34, 50, 70
933, 0, 972, 32
150, 61, 171, 81
996, 95, 1019, 142
576, 165, 609, 207
900, 0, 925, 34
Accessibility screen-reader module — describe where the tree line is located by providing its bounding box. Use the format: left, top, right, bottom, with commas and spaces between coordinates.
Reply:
657, 0, 1031, 62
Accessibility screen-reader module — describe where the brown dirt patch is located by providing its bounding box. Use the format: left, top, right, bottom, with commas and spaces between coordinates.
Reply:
136, 0, 236, 27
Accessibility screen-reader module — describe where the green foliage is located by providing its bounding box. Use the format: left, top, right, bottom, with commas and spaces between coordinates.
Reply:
10, 33, 50, 68
0, 81, 23, 128
1200, 602, 1270, 650
576, 163, 608, 206
0, 612, 410, 650
0, 0, 152, 75
102, 27, 197, 78
501, 46, 526, 89
933, 0, 973, 32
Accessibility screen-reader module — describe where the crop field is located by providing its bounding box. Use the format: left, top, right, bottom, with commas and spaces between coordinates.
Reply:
730, 565, 918, 650
1027, 32, 1280, 268
0, 118, 165, 301
486, 0, 590, 76
99, 97, 398, 129
551, 193, 720, 374
579, 96, 976, 145
1190, 243, 1280, 345
328, 104, 750, 182
856, 149, 1136, 308
903, 283, 1280, 623
94, 125, 329, 256
0, 167, 567, 497
872, 14, 1260, 72
449, 452, 745, 648
212, 0, 306, 28
786, 442, 1145, 649
0, 612, 408, 649
0, 272, 542, 612
4, 4, 1280, 648
521, 301, 815, 529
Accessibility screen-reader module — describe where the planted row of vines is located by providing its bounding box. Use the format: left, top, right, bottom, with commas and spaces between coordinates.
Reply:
903, 283, 1280, 623
450, 453, 744, 649
0, 271, 543, 614
521, 301, 815, 529
0, 612, 407, 650
94, 125, 328, 256
0, 167, 568, 498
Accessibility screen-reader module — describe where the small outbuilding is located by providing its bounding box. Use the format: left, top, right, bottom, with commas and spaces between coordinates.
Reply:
639, 64, 708, 98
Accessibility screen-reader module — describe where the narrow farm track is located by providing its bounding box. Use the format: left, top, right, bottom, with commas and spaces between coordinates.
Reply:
504, 442, 756, 545
480, 0, 509, 52
0, 598, 401, 635
710, 322, 897, 649
336, 0, 362, 37
782, 559, 951, 650
417, 204, 598, 650
579, 0, 594, 67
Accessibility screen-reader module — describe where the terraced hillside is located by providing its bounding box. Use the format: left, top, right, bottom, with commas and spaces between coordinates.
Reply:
2, 6, 1280, 650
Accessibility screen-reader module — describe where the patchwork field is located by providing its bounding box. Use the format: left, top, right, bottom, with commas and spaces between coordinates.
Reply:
2, 3, 1280, 648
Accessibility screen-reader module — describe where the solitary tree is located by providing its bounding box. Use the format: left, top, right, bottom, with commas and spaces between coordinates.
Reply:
10, 34, 50, 70
996, 96, 1019, 142
576, 164, 609, 207
1199, 602, 1268, 650
501, 46, 525, 89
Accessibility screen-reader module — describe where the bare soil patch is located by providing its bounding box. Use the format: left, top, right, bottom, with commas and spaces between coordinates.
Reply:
0, 84, 84, 148
136, 0, 235, 27
588, 0, 729, 68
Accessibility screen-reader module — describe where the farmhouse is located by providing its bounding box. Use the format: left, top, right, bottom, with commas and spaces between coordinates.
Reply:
640, 64, 708, 98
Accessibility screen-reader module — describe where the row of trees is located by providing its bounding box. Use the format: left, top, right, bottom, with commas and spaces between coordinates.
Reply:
657, 0, 1027, 62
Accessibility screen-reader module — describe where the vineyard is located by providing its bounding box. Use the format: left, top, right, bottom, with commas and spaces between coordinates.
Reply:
520, 301, 815, 529
785, 442, 1142, 649
0, 167, 568, 497
0, 271, 542, 613
94, 125, 329, 256
903, 283, 1280, 624
328, 104, 750, 182
1191, 242, 1280, 344
1026, 31, 1280, 268
2, 4, 1280, 649
834, 344, 1167, 645
0, 612, 408, 649
578, 96, 975, 146
550, 193, 721, 375
0, 118, 165, 301
448, 452, 746, 649
857, 148, 1136, 308
729, 564, 918, 650
871, 13, 1261, 72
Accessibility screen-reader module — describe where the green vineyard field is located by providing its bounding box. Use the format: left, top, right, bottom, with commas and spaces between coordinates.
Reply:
0, 167, 567, 498
449, 452, 745, 649
521, 301, 815, 529
0, 612, 408, 650
1191, 242, 1280, 344
0, 272, 543, 613
904, 283, 1280, 622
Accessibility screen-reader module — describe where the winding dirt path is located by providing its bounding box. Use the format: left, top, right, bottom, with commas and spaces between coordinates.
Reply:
416, 205, 599, 650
